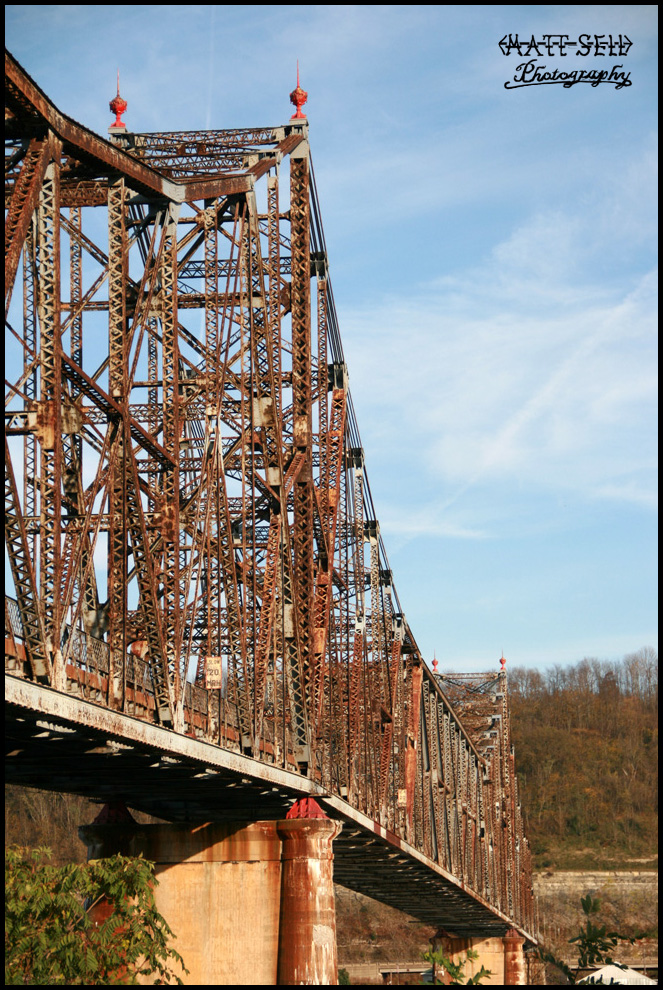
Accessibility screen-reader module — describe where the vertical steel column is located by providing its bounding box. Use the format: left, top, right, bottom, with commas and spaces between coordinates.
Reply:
63, 207, 97, 628
245, 184, 285, 755
428, 696, 443, 865
231, 202, 256, 749
203, 205, 233, 677
405, 662, 423, 840
5, 137, 50, 309
159, 204, 182, 718
266, 170, 287, 761
316, 277, 329, 528
444, 712, 459, 875
498, 673, 513, 916
36, 152, 63, 685
147, 322, 159, 432
378, 630, 399, 825
5, 438, 50, 679
200, 204, 220, 717
23, 224, 38, 549
266, 173, 282, 415
468, 751, 478, 890
348, 457, 366, 807
290, 139, 314, 767
106, 179, 128, 708
69, 207, 82, 372
312, 380, 347, 786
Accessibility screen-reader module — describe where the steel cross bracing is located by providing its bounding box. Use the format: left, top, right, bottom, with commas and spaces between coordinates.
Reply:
4, 51, 536, 941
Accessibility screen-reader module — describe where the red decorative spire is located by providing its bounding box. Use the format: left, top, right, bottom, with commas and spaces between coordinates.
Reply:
432, 653, 438, 673
109, 70, 127, 129
500, 652, 507, 670
289, 61, 308, 119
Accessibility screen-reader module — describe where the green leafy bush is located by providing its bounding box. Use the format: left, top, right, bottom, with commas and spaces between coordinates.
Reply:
5, 846, 187, 985
537, 895, 641, 984
421, 946, 491, 985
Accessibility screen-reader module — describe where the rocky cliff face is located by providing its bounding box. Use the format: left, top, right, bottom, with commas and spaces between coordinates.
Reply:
534, 870, 658, 972
534, 870, 658, 897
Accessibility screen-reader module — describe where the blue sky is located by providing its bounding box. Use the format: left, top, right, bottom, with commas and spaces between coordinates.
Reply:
6, 5, 657, 672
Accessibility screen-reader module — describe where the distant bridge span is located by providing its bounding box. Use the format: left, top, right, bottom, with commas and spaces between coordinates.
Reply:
5, 50, 537, 980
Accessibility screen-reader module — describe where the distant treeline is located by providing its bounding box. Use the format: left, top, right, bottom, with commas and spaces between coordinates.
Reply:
507, 648, 658, 869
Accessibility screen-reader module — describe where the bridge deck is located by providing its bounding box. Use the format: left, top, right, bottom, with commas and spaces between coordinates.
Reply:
6, 674, 532, 938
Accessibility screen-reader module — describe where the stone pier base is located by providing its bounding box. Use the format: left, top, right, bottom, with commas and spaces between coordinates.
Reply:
503, 927, 527, 985
79, 817, 342, 986
432, 928, 527, 985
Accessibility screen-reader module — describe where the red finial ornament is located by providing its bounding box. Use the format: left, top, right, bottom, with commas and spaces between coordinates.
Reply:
286, 797, 327, 819
109, 70, 127, 129
432, 654, 438, 673
500, 653, 507, 670
289, 61, 308, 119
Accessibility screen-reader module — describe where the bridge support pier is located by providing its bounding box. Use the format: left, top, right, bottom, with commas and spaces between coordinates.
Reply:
431, 928, 527, 985
79, 814, 342, 986
277, 817, 343, 985
503, 928, 527, 985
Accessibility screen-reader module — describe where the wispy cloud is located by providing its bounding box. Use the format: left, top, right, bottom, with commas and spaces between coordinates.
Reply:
377, 505, 488, 541
341, 148, 657, 534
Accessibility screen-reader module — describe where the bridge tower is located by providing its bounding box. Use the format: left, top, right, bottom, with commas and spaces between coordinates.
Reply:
5, 51, 537, 985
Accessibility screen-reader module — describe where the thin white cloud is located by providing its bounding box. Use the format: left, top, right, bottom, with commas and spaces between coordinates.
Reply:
341, 162, 657, 529
591, 482, 658, 509
377, 506, 488, 541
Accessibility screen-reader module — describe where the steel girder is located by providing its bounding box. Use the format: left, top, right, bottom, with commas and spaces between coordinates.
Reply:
4, 51, 536, 940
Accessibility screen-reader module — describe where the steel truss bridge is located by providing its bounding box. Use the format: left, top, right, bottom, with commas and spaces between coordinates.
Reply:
5, 51, 537, 942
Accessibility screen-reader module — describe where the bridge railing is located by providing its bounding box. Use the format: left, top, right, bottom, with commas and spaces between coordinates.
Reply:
5, 594, 535, 935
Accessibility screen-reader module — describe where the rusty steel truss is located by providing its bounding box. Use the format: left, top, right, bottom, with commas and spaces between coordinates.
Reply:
5, 51, 536, 938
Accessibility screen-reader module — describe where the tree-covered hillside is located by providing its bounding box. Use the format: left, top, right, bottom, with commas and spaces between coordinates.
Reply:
508, 648, 658, 870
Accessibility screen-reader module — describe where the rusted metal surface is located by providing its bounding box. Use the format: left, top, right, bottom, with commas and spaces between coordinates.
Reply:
434, 670, 535, 934
503, 928, 528, 985
5, 50, 537, 943
277, 818, 342, 985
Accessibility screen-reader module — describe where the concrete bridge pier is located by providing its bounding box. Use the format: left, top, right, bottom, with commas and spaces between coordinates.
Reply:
79, 806, 342, 986
503, 928, 528, 984
431, 927, 527, 985
276, 817, 343, 984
